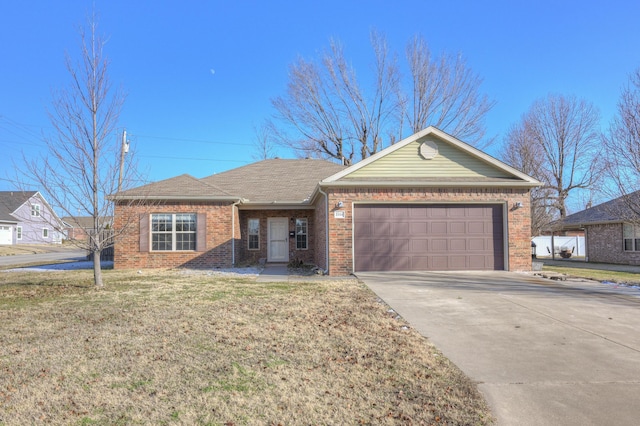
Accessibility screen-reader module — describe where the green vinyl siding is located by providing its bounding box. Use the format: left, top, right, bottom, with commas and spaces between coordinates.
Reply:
346, 137, 512, 179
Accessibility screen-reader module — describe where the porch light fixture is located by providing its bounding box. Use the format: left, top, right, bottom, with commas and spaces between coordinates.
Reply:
514, 202, 523, 209
336, 201, 344, 208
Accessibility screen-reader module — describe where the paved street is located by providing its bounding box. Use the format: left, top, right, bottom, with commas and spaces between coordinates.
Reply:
0, 247, 86, 267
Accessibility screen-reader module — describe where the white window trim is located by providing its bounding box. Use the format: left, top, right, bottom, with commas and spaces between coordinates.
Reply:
150, 213, 197, 252
17, 226, 22, 240
31, 204, 41, 217
42, 227, 49, 238
295, 218, 308, 250
623, 223, 640, 252
248, 218, 260, 250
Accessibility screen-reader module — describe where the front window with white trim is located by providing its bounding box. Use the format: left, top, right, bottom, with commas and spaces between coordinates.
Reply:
17, 226, 22, 240
31, 204, 41, 217
151, 213, 196, 251
42, 228, 49, 238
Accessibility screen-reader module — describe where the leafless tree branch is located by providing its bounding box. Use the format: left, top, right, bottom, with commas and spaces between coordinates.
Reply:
18, 14, 144, 287
268, 31, 492, 163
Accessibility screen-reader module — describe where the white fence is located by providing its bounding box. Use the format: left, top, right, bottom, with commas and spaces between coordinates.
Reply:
532, 235, 585, 257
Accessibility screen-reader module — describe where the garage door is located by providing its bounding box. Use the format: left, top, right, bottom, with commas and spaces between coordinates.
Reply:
354, 204, 504, 272
0, 225, 12, 245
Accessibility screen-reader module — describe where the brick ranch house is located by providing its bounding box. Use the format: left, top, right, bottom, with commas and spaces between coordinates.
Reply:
111, 127, 540, 275
556, 190, 640, 265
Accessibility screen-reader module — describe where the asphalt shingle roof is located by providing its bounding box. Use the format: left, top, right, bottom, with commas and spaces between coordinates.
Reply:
200, 159, 346, 203
62, 216, 113, 228
0, 191, 37, 222
115, 174, 235, 199
561, 190, 640, 227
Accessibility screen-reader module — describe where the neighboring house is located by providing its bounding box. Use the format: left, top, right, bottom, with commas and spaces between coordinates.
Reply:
63, 216, 113, 241
112, 127, 539, 275
557, 191, 640, 265
0, 191, 64, 245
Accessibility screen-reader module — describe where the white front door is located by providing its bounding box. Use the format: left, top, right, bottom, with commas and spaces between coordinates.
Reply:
0, 226, 12, 245
268, 218, 289, 262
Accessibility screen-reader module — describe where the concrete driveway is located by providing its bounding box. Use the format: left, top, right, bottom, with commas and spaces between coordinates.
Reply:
358, 271, 640, 426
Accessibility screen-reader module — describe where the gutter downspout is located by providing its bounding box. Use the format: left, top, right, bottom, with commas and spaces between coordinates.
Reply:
231, 199, 242, 266
318, 186, 330, 274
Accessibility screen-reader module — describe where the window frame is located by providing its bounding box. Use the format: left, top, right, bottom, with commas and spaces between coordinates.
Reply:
150, 213, 197, 252
623, 223, 640, 252
17, 226, 22, 240
42, 228, 49, 238
295, 218, 308, 250
31, 204, 41, 217
248, 218, 260, 250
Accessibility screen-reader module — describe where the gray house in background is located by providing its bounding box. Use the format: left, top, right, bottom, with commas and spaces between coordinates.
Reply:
558, 191, 640, 265
0, 191, 64, 245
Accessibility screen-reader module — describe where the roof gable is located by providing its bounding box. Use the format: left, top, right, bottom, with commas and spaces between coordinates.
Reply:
323, 127, 539, 186
0, 191, 38, 222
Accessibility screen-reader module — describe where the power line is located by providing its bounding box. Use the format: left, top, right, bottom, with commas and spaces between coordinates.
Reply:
131, 133, 254, 147
0, 116, 257, 149
141, 154, 248, 163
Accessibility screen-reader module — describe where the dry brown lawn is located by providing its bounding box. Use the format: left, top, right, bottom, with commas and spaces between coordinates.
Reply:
0, 269, 493, 425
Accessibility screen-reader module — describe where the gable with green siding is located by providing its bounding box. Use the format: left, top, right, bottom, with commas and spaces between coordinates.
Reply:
344, 135, 513, 179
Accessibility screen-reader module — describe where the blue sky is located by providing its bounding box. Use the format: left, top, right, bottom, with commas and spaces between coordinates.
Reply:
1, 0, 639, 210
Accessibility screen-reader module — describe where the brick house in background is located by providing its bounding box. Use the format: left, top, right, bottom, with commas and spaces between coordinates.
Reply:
112, 127, 540, 275
557, 191, 640, 265
62, 216, 113, 241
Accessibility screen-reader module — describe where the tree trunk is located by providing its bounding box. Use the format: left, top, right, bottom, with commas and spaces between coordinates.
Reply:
93, 249, 103, 288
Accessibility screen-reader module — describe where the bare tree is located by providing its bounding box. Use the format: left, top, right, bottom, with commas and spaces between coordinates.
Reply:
268, 32, 492, 164
252, 124, 277, 161
502, 123, 555, 235
404, 35, 495, 146
602, 67, 640, 218
505, 94, 602, 219
20, 16, 137, 288
269, 32, 400, 165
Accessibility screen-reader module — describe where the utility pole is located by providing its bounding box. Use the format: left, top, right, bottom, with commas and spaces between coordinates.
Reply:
117, 129, 129, 192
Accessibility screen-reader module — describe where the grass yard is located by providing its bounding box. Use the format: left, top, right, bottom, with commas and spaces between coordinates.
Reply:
542, 266, 640, 285
0, 269, 492, 425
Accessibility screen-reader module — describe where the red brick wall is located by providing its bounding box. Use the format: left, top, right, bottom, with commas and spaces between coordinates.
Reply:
314, 196, 328, 271
237, 209, 315, 265
113, 201, 235, 269
323, 186, 532, 275
586, 223, 640, 265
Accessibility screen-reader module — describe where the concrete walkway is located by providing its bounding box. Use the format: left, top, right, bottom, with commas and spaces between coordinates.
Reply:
256, 263, 356, 282
256, 263, 290, 282
359, 271, 640, 426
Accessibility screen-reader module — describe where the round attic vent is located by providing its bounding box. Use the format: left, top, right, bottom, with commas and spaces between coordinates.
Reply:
419, 140, 439, 160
